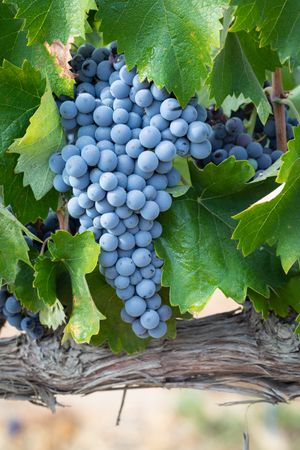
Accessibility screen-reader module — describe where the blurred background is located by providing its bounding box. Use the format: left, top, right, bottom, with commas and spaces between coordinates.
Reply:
0, 293, 299, 450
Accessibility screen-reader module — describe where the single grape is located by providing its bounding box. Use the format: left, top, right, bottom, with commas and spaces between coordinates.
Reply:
68, 197, 85, 218
99, 250, 119, 268
100, 212, 120, 229
225, 117, 244, 136
117, 155, 135, 175
187, 121, 209, 143
116, 205, 133, 219
139, 126, 161, 148
113, 108, 129, 124
257, 154, 272, 170
107, 186, 127, 207
150, 221, 163, 238
137, 151, 159, 172
132, 319, 147, 336
211, 149, 228, 164
116, 285, 135, 300
150, 114, 169, 131
95, 199, 114, 214
6, 296, 21, 314
81, 59, 97, 77
247, 142, 263, 158
97, 60, 114, 81
155, 141, 176, 162
229, 146, 248, 160
132, 248, 152, 267
236, 133, 252, 147
157, 305, 172, 321
150, 84, 169, 101
116, 257, 136, 276
75, 93, 96, 114
271, 150, 284, 162
147, 294, 162, 310
160, 98, 182, 120
119, 65, 136, 85
135, 230, 152, 247
98, 150, 118, 171
118, 232, 135, 250
120, 307, 134, 323
81, 144, 100, 166
155, 190, 172, 212
140, 201, 160, 220
76, 135, 96, 149
170, 118, 188, 137
148, 321, 167, 338
110, 79, 131, 98
127, 174, 146, 191
181, 105, 197, 123
127, 112, 142, 129
111, 124, 132, 144
115, 275, 130, 289
140, 309, 160, 329
135, 89, 153, 108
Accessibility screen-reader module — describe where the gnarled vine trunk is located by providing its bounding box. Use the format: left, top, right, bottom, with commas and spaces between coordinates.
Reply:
0, 309, 300, 411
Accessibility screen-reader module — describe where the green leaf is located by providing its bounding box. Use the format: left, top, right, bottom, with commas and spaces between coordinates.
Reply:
0, 153, 58, 223
35, 231, 104, 343
89, 270, 176, 353
230, 0, 300, 64
249, 275, 300, 319
0, 3, 73, 96
12, 260, 45, 312
0, 205, 33, 285
0, 59, 45, 155
9, 80, 65, 200
233, 126, 300, 273
11, 0, 97, 45
98, 0, 227, 105
155, 160, 284, 313
39, 299, 66, 330
209, 31, 280, 122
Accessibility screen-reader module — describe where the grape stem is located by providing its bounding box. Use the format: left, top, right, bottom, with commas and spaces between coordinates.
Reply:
56, 208, 69, 231
271, 69, 287, 151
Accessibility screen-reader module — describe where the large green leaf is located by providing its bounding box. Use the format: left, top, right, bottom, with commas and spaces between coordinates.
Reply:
98, 0, 227, 105
0, 59, 45, 155
9, 80, 65, 200
209, 31, 279, 122
155, 160, 284, 312
11, 0, 97, 45
12, 260, 45, 312
0, 206, 33, 285
230, 0, 300, 65
34, 231, 104, 343
0, 3, 73, 96
233, 127, 300, 273
0, 153, 58, 223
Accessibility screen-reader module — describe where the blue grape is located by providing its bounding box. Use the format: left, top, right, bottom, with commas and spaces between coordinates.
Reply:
187, 121, 209, 143
109, 71, 120, 85
53, 174, 70, 192
225, 117, 244, 136
132, 248, 152, 267
143, 185, 157, 200
93, 106, 113, 127
133, 75, 150, 90
97, 60, 114, 81
125, 296, 146, 317
148, 174, 168, 190
113, 108, 129, 124
140, 310, 160, 329
119, 65, 136, 85
190, 140, 212, 159
78, 193, 94, 209
139, 218, 153, 231
118, 232, 135, 250
137, 151, 159, 172
87, 183, 106, 201
95, 199, 114, 214
81, 144, 100, 166
139, 126, 161, 148
148, 321, 167, 338
166, 168, 180, 187
69, 173, 90, 190
127, 174, 146, 191
77, 112, 93, 126
123, 213, 139, 228
68, 197, 85, 218
61, 144, 80, 161
59, 101, 77, 119
236, 133, 252, 147
61, 118, 77, 130
113, 97, 133, 112
107, 187, 127, 207
127, 112, 142, 129
75, 93, 96, 113
126, 190, 146, 210
132, 319, 147, 336
150, 221, 163, 238
120, 307, 134, 323
97, 140, 114, 151
117, 155, 135, 175
111, 124, 132, 144
155, 141, 176, 162
135, 230, 152, 247
136, 279, 156, 298
181, 105, 197, 123
211, 149, 228, 164
150, 84, 169, 101
21, 317, 35, 331
78, 124, 97, 138
90, 168, 102, 183
81, 59, 97, 77
140, 201, 160, 220
92, 47, 110, 63
116, 257, 136, 276
80, 214, 93, 228
271, 150, 283, 162
141, 264, 156, 278
130, 270, 143, 285
229, 146, 248, 160
100, 212, 119, 229
150, 114, 169, 131
6, 296, 21, 314
147, 294, 162, 310
49, 153, 65, 174
157, 305, 172, 321
135, 89, 153, 107
115, 276, 130, 289
100, 233, 118, 251
116, 285, 135, 300
115, 171, 128, 188
77, 82, 96, 96
98, 150, 118, 171
257, 154, 272, 170
99, 250, 118, 268
170, 118, 188, 137
76, 135, 96, 149
116, 205, 133, 219
126, 139, 144, 159
110, 80, 131, 99
160, 98, 182, 120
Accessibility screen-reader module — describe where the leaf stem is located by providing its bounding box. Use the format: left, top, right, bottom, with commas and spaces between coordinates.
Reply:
271, 69, 287, 151
57, 208, 69, 231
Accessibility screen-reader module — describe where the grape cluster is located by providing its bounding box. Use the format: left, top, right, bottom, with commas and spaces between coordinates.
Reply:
262, 114, 297, 150
204, 117, 284, 178
49, 43, 213, 338
0, 287, 44, 340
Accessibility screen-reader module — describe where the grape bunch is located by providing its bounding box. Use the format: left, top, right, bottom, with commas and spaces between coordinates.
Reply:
49, 43, 213, 339
204, 117, 284, 178
0, 287, 44, 340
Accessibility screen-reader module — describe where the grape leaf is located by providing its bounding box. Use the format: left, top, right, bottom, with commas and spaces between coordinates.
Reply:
39, 300, 66, 330
0, 59, 45, 155
0, 153, 58, 223
88, 270, 176, 354
233, 127, 300, 273
12, 260, 45, 312
155, 160, 284, 313
11, 0, 97, 45
209, 31, 279, 122
0, 205, 33, 285
248, 275, 300, 323
98, 0, 227, 105
230, 0, 300, 65
0, 3, 73, 96
9, 80, 65, 200
35, 231, 104, 344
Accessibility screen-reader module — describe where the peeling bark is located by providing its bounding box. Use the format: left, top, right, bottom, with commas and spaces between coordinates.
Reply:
0, 309, 299, 411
